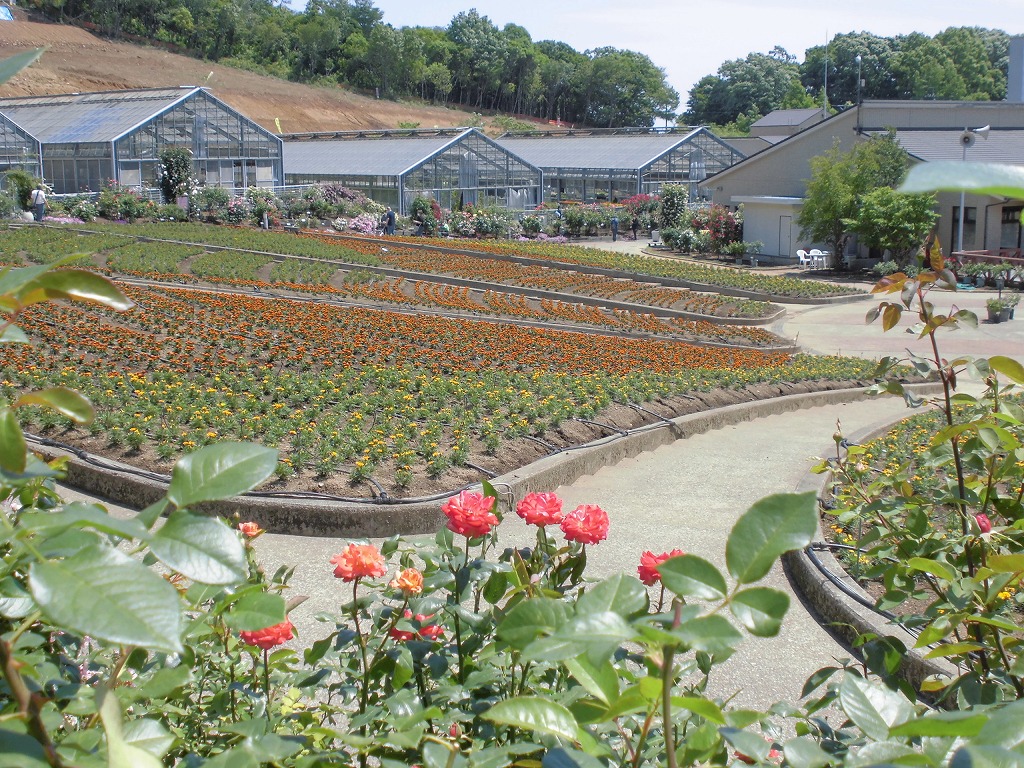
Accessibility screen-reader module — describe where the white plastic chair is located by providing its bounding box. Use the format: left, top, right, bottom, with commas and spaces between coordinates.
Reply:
796, 249, 813, 268
809, 249, 828, 269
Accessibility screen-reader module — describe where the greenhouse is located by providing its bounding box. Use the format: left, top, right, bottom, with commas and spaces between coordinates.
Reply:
0, 87, 283, 195
495, 127, 745, 205
0, 111, 41, 183
282, 128, 543, 215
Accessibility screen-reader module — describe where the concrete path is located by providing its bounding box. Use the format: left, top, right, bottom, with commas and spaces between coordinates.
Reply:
55, 241, 1024, 710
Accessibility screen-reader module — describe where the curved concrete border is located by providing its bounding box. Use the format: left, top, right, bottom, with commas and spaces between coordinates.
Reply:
31, 384, 910, 539
782, 395, 958, 694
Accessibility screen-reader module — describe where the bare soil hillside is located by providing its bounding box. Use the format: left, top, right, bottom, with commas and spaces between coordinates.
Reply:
0, 15, 520, 134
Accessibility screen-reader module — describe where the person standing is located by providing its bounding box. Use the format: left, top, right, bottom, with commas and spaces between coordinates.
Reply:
630, 216, 639, 241
30, 184, 46, 222
610, 214, 619, 241
385, 207, 396, 235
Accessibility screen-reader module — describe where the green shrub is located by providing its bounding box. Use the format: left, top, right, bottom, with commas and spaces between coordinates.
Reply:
193, 186, 230, 223
157, 146, 194, 204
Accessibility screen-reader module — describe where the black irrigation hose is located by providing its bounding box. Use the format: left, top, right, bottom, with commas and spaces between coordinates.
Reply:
573, 417, 628, 436
464, 461, 498, 479
623, 401, 676, 426
522, 434, 561, 453
804, 542, 901, 624
25, 409, 682, 506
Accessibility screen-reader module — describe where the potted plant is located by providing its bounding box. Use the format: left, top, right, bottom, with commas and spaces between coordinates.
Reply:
986, 297, 1012, 323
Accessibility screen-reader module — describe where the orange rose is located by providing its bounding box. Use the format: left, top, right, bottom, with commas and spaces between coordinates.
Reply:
238, 521, 264, 538
331, 543, 387, 582
389, 567, 424, 596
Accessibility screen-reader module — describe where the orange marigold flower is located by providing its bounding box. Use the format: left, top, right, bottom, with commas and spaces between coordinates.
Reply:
331, 543, 387, 582
390, 567, 424, 596
637, 549, 685, 586
239, 620, 293, 650
441, 490, 499, 538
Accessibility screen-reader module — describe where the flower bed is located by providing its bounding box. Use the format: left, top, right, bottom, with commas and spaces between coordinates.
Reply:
378, 233, 864, 299
1, 283, 876, 495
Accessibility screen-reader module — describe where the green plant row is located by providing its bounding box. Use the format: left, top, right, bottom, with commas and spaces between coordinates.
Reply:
379, 234, 865, 299
61, 221, 385, 268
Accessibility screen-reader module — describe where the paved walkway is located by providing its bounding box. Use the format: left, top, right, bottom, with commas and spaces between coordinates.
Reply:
56, 240, 1024, 710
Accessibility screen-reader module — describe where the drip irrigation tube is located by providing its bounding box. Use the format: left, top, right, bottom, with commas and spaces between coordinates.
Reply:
573, 417, 628, 436
26, 406, 683, 506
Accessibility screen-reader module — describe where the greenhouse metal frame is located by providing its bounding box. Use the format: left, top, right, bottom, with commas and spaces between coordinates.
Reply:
496, 127, 745, 204
282, 128, 543, 215
0, 87, 283, 195
0, 111, 41, 184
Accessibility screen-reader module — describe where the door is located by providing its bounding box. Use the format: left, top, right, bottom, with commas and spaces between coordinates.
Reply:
779, 215, 792, 259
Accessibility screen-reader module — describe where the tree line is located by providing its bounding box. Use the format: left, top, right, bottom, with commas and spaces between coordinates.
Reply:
26, 0, 680, 128
685, 28, 1010, 128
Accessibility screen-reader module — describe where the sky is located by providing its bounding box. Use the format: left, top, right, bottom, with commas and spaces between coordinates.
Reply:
289, 0, 1024, 114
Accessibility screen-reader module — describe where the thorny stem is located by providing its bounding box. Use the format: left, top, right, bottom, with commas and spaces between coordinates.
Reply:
919, 284, 990, 675
0, 638, 64, 767
616, 720, 638, 765
631, 709, 658, 768
663, 599, 683, 768
351, 580, 369, 712
83, 646, 134, 730
263, 648, 271, 717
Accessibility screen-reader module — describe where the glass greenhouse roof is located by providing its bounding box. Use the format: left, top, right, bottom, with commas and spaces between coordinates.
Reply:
0, 88, 197, 144
283, 133, 473, 177
495, 131, 707, 171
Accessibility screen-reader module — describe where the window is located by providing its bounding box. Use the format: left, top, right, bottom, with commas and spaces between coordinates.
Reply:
952, 206, 977, 251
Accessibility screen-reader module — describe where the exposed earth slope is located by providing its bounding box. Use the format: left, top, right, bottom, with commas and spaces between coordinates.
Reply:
0, 15, 512, 134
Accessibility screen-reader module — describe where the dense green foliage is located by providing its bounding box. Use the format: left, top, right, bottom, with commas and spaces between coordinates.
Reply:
686, 28, 1009, 126
798, 132, 927, 263
29, 0, 677, 127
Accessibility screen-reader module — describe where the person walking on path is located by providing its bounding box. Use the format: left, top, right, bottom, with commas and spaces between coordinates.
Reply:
630, 216, 639, 241
30, 184, 46, 222
610, 214, 619, 242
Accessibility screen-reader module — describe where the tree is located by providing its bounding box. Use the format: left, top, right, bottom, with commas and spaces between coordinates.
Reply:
798, 141, 857, 258
683, 50, 800, 125
891, 33, 966, 99
851, 186, 938, 266
935, 27, 1007, 100
582, 47, 678, 127
800, 33, 899, 105
798, 131, 913, 263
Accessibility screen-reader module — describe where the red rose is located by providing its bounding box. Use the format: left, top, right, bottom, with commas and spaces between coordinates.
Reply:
637, 549, 685, 586
976, 513, 992, 533
560, 504, 609, 545
441, 490, 499, 538
390, 609, 444, 642
416, 614, 445, 640
331, 543, 387, 582
516, 492, 564, 527
240, 620, 294, 650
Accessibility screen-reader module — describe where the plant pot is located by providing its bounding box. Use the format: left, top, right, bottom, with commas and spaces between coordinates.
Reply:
1000, 308, 1012, 322
988, 308, 1003, 323
976, 276, 986, 287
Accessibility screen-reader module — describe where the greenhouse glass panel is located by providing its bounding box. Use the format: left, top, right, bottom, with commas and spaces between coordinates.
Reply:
114, 90, 282, 193
0, 114, 40, 180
